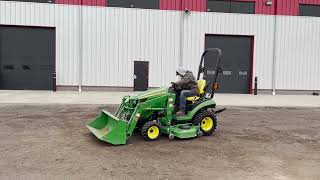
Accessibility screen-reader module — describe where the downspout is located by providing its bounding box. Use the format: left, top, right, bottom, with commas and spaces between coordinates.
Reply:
78, 0, 83, 92
271, 0, 278, 95
179, 0, 184, 67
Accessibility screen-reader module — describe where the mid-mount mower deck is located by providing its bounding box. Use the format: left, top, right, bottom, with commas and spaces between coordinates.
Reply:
86, 48, 226, 145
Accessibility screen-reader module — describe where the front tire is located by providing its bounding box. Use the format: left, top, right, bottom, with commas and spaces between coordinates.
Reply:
193, 110, 217, 136
141, 121, 161, 141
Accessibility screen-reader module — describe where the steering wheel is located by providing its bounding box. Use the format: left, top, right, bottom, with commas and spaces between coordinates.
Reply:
171, 82, 182, 90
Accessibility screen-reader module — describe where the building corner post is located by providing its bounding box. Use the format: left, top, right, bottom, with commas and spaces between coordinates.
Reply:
271, 0, 278, 96
78, 2, 83, 92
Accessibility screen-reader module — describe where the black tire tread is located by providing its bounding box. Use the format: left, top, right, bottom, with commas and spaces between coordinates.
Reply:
141, 121, 161, 141
193, 110, 217, 136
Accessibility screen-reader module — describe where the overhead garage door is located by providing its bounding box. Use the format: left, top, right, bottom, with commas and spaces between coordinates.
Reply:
0, 26, 55, 90
204, 35, 253, 94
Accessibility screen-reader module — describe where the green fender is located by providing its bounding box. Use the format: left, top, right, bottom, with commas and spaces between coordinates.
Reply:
175, 99, 216, 121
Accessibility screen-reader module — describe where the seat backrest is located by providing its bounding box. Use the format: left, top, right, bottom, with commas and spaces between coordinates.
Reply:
197, 80, 206, 95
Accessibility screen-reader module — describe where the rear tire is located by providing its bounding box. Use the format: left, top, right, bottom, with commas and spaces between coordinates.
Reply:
141, 121, 161, 141
193, 110, 217, 136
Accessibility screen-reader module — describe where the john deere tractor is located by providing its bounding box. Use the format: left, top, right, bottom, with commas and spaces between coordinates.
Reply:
86, 48, 225, 145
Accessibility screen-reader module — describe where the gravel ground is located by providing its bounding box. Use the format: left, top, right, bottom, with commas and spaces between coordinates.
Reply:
0, 104, 319, 180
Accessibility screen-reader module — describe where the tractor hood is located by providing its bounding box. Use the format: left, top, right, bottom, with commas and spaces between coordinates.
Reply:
133, 87, 169, 100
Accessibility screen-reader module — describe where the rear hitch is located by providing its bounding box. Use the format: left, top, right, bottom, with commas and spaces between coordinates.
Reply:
214, 108, 226, 114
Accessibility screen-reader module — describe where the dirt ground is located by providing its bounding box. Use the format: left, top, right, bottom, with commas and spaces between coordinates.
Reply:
0, 104, 319, 180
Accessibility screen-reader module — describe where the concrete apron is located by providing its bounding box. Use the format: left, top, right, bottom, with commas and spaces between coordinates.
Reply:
0, 90, 319, 107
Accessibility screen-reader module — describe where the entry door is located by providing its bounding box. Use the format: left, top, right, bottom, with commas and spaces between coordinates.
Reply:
0, 26, 55, 90
204, 35, 252, 94
134, 61, 149, 91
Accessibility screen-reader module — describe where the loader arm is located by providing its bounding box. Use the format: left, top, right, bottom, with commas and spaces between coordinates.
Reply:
86, 89, 171, 145
126, 94, 169, 136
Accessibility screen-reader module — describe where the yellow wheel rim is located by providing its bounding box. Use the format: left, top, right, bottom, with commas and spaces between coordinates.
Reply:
147, 126, 160, 139
201, 117, 213, 131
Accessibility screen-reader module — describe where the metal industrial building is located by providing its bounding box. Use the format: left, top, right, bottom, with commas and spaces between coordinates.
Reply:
0, 0, 319, 94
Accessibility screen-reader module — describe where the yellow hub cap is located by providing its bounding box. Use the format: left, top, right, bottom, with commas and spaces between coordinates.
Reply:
201, 117, 213, 131
147, 126, 160, 139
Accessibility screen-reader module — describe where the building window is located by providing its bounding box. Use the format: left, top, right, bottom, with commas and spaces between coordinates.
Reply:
299, 4, 320, 17
207, 0, 255, 14
108, 0, 159, 9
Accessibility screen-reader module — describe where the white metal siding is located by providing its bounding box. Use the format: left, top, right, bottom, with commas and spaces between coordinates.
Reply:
81, 7, 181, 87
275, 16, 320, 90
1, 1, 319, 91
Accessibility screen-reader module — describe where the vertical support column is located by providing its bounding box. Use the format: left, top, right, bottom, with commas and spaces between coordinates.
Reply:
271, 0, 278, 96
254, 77, 258, 95
179, 11, 184, 67
78, 2, 83, 92
53, 72, 57, 92
179, 1, 191, 67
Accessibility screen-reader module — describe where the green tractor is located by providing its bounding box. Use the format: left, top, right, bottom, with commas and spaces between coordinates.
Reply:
86, 48, 225, 145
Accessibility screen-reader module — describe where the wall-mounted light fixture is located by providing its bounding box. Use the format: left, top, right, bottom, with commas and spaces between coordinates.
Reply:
266, 0, 273, 6
184, 9, 191, 14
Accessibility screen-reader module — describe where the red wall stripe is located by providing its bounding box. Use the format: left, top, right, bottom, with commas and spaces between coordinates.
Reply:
161, 0, 179, 10
56, 0, 81, 5
161, 0, 320, 15
277, 0, 297, 15
51, 0, 320, 15
275, 0, 320, 15
237, 0, 320, 15
160, 0, 205, 12
184, 0, 206, 12
82, 0, 106, 6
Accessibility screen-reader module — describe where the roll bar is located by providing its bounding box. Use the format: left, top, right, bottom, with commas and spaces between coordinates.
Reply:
196, 48, 222, 97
